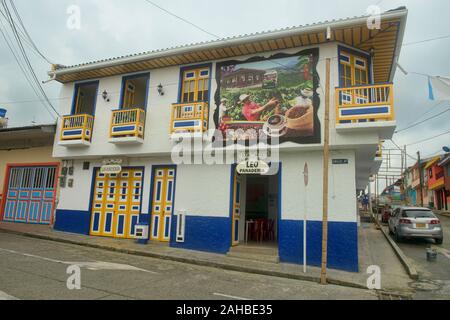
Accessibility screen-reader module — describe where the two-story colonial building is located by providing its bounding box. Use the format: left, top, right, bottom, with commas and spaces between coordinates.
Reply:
49, 7, 408, 272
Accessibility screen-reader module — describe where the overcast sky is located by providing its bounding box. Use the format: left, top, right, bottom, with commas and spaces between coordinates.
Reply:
0, 0, 449, 175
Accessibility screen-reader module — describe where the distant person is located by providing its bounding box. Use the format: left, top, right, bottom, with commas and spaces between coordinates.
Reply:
362, 195, 369, 211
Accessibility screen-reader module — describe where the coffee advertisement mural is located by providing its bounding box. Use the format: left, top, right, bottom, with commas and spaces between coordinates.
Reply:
213, 48, 321, 144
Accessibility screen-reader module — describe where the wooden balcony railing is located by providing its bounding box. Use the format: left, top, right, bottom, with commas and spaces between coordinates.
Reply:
170, 102, 209, 134
60, 114, 94, 142
336, 83, 394, 124
110, 108, 146, 139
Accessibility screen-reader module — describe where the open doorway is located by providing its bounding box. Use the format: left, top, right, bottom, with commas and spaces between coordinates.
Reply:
120, 73, 149, 110
73, 81, 99, 115
231, 168, 280, 250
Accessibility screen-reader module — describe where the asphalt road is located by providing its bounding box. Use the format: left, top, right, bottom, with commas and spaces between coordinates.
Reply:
389, 214, 450, 299
0, 232, 378, 300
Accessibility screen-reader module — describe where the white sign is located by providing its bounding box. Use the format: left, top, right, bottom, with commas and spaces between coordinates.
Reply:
100, 164, 122, 174
236, 160, 270, 175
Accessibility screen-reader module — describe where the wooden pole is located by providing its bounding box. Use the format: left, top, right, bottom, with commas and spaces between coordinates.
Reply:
320, 58, 331, 285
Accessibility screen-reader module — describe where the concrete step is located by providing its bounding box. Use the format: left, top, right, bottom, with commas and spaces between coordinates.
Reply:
227, 245, 279, 263
227, 251, 280, 263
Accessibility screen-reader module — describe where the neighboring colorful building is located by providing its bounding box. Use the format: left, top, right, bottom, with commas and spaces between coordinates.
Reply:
438, 155, 450, 211
403, 167, 416, 205
47, 8, 407, 272
0, 124, 60, 225
425, 156, 447, 210
410, 158, 432, 207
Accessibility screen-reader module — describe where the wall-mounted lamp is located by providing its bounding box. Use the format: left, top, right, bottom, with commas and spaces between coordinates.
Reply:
157, 83, 164, 96
102, 90, 110, 102
369, 47, 375, 57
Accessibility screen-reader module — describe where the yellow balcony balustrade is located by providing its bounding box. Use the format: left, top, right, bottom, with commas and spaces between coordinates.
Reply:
170, 102, 209, 134
109, 108, 145, 142
336, 83, 394, 124
60, 114, 94, 144
376, 143, 383, 158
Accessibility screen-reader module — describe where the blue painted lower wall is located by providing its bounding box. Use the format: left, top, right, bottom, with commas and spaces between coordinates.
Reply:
278, 220, 359, 272
170, 215, 231, 254
54, 209, 91, 235
53, 210, 357, 272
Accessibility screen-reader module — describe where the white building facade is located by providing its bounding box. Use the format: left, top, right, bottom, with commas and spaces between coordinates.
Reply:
50, 9, 407, 272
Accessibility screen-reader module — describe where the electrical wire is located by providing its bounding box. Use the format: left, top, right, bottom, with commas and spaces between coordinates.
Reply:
395, 108, 450, 133
0, 9, 55, 119
1, 0, 59, 117
0, 4, 52, 64
8, 0, 54, 64
403, 34, 450, 47
406, 129, 450, 147
143, 0, 221, 39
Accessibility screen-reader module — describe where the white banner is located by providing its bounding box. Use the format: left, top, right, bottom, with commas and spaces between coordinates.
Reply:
429, 76, 450, 101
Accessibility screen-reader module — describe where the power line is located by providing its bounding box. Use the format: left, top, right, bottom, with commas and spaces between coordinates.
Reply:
0, 9, 55, 119
1, 0, 59, 117
0, 4, 51, 64
143, 0, 221, 39
395, 108, 450, 133
8, 0, 53, 64
389, 139, 417, 161
403, 34, 450, 47
406, 129, 450, 147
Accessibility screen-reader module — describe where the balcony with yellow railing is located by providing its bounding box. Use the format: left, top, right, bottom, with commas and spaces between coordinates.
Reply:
170, 102, 209, 139
376, 142, 383, 159
109, 108, 146, 144
59, 114, 94, 147
335, 83, 395, 130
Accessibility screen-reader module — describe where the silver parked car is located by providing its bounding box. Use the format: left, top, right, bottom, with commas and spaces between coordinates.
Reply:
388, 207, 443, 244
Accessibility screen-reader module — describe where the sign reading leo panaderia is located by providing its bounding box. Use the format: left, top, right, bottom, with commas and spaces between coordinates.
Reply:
213, 48, 321, 144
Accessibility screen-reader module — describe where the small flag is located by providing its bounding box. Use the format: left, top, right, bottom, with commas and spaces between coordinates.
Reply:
428, 77, 435, 100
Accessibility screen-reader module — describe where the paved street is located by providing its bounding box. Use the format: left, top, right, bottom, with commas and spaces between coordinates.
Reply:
389, 214, 450, 300
0, 232, 378, 300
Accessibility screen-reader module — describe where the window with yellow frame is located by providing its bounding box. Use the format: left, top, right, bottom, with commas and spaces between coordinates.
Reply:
180, 67, 210, 103
339, 52, 369, 87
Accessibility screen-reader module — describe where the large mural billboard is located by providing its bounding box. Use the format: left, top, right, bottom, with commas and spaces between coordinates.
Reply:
213, 48, 321, 145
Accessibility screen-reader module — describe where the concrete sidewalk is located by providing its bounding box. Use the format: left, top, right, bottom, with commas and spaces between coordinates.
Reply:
0, 221, 413, 295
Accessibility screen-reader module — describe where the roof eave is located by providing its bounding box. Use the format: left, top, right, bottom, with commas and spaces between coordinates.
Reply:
388, 8, 408, 82
49, 8, 408, 79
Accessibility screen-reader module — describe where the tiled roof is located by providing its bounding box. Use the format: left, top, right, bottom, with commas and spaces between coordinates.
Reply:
55, 7, 407, 71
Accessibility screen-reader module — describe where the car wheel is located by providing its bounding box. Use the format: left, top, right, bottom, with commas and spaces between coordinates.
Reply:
435, 238, 443, 245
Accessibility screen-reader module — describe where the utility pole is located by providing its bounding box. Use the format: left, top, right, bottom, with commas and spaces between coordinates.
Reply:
403, 145, 408, 205
320, 58, 331, 285
417, 151, 424, 207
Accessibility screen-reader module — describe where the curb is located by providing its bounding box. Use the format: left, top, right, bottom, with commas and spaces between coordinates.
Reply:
373, 219, 419, 280
436, 212, 450, 218
0, 227, 367, 290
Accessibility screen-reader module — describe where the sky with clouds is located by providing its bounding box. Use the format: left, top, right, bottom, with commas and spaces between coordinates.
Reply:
0, 0, 449, 180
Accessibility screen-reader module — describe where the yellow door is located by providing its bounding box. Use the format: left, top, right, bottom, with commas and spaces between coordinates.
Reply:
123, 80, 136, 109
150, 167, 176, 242
231, 171, 242, 246
90, 168, 143, 239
